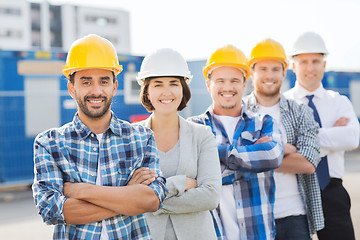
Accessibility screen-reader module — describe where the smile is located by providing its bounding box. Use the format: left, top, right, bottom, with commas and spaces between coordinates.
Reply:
88, 100, 103, 103
87, 98, 105, 107
160, 99, 174, 104
220, 93, 236, 98
264, 82, 275, 86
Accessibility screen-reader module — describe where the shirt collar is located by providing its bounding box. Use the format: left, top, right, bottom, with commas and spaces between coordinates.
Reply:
294, 82, 326, 100
245, 91, 289, 112
72, 111, 122, 140
206, 104, 251, 121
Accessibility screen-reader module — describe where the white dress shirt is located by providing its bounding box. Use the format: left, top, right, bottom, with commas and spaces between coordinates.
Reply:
284, 83, 360, 178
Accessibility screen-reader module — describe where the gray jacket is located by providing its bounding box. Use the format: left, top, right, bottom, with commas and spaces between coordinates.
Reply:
137, 115, 221, 240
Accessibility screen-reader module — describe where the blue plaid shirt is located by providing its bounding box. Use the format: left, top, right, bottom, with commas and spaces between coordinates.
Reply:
244, 93, 324, 234
32, 113, 167, 240
189, 106, 283, 240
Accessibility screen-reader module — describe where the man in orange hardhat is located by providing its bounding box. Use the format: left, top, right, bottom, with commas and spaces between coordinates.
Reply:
189, 45, 283, 240
244, 38, 324, 239
285, 31, 359, 240
32, 34, 167, 239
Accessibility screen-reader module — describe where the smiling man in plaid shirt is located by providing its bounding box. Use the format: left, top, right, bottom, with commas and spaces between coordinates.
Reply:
243, 38, 324, 240
32, 34, 167, 240
189, 45, 283, 240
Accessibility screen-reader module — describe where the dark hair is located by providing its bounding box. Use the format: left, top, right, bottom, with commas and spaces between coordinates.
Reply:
140, 76, 191, 112
68, 71, 116, 84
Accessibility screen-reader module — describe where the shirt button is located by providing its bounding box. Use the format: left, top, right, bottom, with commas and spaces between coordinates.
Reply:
90, 173, 95, 177
129, 167, 133, 171
91, 133, 95, 137
93, 147, 97, 151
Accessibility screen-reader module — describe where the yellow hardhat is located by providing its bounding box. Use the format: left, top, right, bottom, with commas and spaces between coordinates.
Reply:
63, 34, 123, 78
248, 38, 288, 69
203, 45, 250, 80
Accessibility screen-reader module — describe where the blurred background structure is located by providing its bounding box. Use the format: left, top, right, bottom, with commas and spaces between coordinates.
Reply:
0, 0, 130, 53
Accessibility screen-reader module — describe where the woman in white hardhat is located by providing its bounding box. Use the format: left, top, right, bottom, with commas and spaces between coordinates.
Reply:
129, 48, 221, 240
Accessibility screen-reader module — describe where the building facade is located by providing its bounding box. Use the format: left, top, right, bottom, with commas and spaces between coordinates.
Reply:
0, 0, 130, 53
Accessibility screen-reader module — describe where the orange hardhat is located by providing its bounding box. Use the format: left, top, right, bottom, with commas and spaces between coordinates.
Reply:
63, 34, 123, 78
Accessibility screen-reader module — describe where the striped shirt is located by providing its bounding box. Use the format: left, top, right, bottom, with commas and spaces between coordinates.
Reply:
189, 106, 283, 240
32, 113, 167, 240
243, 93, 324, 234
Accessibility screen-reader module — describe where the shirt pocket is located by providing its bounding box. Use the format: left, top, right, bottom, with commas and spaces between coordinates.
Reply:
117, 157, 143, 186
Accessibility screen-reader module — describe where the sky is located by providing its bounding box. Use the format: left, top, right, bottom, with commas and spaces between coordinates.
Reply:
35, 0, 360, 71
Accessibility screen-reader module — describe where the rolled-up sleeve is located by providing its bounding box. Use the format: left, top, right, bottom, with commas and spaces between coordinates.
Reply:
296, 104, 321, 167
32, 134, 67, 225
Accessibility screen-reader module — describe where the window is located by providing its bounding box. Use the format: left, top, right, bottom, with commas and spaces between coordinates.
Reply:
0, 7, 21, 16
85, 15, 117, 26
0, 29, 22, 38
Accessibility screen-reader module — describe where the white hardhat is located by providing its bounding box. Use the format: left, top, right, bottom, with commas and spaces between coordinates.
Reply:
137, 48, 193, 85
291, 31, 328, 57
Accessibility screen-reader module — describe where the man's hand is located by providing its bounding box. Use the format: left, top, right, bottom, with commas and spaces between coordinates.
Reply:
284, 143, 297, 155
185, 178, 197, 191
333, 117, 350, 127
255, 136, 272, 144
127, 167, 158, 186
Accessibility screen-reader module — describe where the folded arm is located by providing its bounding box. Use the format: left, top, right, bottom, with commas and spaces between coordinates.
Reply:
219, 115, 283, 172
319, 97, 360, 152
128, 128, 221, 215
277, 105, 320, 174
64, 133, 166, 217
276, 148, 315, 174
63, 198, 118, 225
64, 182, 160, 216
155, 129, 221, 214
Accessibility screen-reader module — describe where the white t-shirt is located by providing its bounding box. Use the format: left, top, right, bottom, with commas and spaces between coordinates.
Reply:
95, 133, 109, 240
214, 114, 241, 240
214, 115, 241, 144
258, 104, 305, 219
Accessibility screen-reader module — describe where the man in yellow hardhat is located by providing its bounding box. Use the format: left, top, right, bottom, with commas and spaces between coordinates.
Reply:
285, 31, 359, 240
189, 45, 283, 240
32, 34, 167, 239
243, 38, 324, 239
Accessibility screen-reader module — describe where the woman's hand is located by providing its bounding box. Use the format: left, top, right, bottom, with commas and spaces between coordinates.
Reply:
185, 177, 197, 190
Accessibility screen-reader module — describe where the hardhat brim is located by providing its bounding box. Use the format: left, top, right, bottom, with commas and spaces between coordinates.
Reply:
136, 74, 192, 86
63, 65, 123, 79
203, 62, 250, 80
